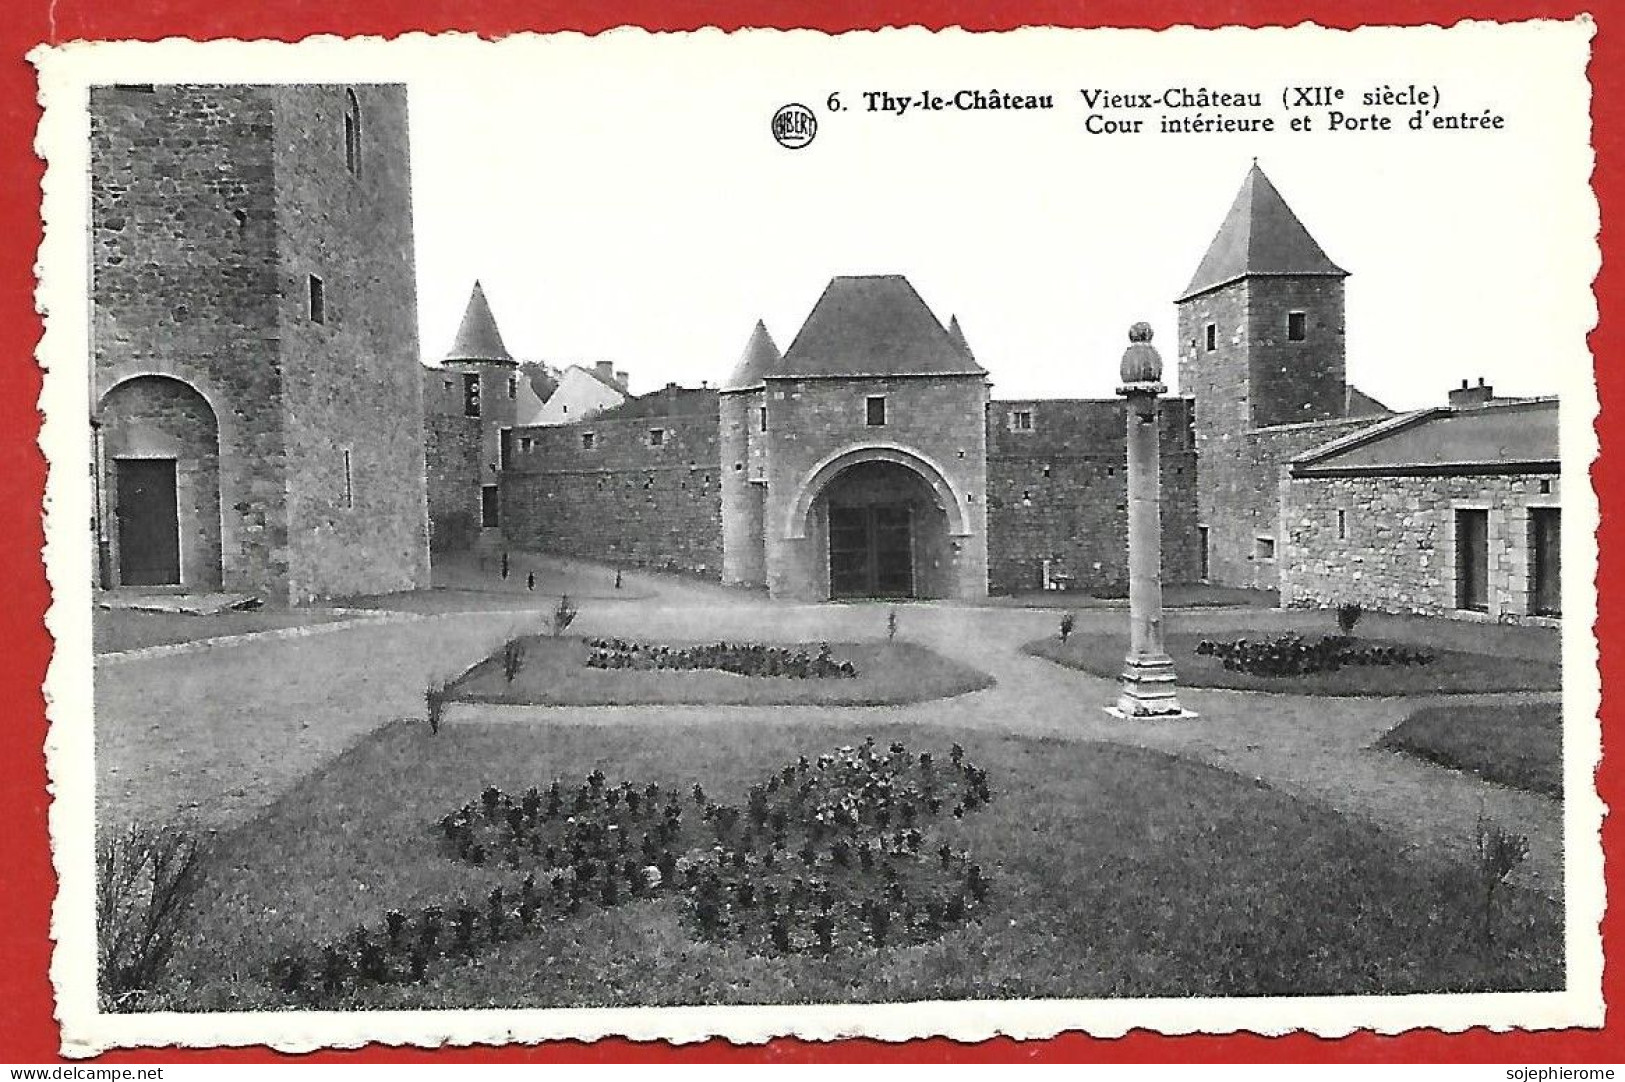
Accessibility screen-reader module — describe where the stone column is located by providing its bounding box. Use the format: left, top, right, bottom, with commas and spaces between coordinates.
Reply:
1115, 322, 1183, 717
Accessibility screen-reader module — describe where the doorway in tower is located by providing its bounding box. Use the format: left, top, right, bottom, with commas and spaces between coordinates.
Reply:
114, 458, 181, 586
829, 504, 913, 598
815, 459, 949, 600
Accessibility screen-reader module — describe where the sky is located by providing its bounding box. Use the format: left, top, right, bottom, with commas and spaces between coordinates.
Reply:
159, 24, 1596, 411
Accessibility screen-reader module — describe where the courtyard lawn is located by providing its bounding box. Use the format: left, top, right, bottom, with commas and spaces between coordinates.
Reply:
1023, 630, 1561, 696
93, 608, 359, 655
447, 637, 995, 707
143, 718, 1561, 1012
1378, 702, 1562, 799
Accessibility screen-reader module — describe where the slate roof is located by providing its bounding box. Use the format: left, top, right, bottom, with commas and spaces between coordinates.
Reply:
1178, 164, 1349, 302
777, 276, 987, 380
444, 281, 515, 364
722, 320, 782, 391
1292, 398, 1558, 476
1345, 385, 1392, 418
946, 315, 976, 364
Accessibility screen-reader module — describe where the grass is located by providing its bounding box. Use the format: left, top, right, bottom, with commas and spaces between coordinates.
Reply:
141, 718, 1562, 1011
1024, 630, 1562, 696
447, 638, 996, 707
990, 584, 1277, 610
1378, 703, 1562, 799
93, 608, 358, 655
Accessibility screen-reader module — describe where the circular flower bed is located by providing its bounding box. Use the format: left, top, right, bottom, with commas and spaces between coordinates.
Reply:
268, 738, 994, 1002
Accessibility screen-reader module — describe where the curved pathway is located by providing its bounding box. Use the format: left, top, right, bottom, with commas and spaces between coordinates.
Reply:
93, 561, 1567, 897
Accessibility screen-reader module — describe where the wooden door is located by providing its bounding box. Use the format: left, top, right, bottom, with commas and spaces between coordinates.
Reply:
1530, 507, 1560, 616
1455, 509, 1489, 612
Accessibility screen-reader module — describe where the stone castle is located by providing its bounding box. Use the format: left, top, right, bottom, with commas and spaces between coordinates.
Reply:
90, 85, 1561, 625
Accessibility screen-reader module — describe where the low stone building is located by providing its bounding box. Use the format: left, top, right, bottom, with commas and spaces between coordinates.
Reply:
91, 83, 430, 604
1281, 395, 1560, 625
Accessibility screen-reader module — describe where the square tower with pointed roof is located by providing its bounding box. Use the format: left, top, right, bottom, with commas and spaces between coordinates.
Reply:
1176, 164, 1357, 590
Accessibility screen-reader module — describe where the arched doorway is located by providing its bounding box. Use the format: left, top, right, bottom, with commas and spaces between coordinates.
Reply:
98, 375, 223, 589
813, 460, 952, 600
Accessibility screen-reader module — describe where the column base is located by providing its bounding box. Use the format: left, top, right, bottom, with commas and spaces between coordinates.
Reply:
1116, 653, 1185, 717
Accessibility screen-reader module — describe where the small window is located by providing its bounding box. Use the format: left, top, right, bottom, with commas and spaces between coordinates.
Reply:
508, 376, 518, 399
1204, 323, 1216, 352
1255, 536, 1276, 561
481, 485, 499, 528
308, 275, 325, 324
520, 436, 533, 452
649, 428, 665, 447
343, 89, 362, 177
581, 432, 596, 451
866, 396, 887, 427
759, 406, 767, 432
442, 378, 453, 392
1337, 509, 1347, 540
1288, 311, 1307, 341
1011, 409, 1033, 431
342, 449, 353, 509
462, 372, 481, 418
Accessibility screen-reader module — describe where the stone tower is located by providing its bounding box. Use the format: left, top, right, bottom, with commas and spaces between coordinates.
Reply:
91, 84, 430, 604
434, 281, 518, 551
1176, 163, 1349, 588
719, 319, 780, 587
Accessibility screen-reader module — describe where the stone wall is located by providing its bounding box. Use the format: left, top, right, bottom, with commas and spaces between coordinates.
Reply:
91, 85, 289, 597
1281, 471, 1561, 624
985, 398, 1199, 594
424, 409, 483, 554
502, 400, 723, 575
1177, 276, 1349, 589
273, 85, 430, 602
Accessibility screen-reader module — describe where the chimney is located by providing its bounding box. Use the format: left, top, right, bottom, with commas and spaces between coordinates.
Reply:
614, 369, 630, 392
1448, 377, 1496, 409
595, 360, 616, 384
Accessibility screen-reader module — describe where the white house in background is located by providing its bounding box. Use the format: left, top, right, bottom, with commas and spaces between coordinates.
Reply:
530, 361, 631, 425
512, 362, 554, 426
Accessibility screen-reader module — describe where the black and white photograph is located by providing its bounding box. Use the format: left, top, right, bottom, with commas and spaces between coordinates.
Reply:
34, 22, 1600, 1054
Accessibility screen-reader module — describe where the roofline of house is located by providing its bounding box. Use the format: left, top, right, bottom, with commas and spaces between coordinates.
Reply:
1291, 460, 1560, 479
764, 370, 990, 382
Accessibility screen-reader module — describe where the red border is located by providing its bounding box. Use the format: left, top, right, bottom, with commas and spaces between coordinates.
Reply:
1, 0, 1613, 1065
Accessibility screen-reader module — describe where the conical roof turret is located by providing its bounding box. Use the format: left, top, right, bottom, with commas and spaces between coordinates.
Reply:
1178, 163, 1348, 302
945, 314, 976, 363
723, 319, 781, 391
444, 280, 515, 365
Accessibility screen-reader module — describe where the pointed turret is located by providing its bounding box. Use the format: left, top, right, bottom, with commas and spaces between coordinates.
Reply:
1177, 163, 1348, 302
444, 280, 515, 365
722, 319, 781, 391
945, 314, 975, 363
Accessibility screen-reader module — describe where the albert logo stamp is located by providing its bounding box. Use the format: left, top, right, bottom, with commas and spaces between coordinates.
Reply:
771, 102, 817, 148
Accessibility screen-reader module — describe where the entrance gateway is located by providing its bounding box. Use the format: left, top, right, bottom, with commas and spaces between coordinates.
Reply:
829, 503, 913, 598
115, 458, 181, 586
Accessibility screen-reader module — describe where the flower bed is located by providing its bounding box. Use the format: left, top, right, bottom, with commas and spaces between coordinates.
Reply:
585, 638, 858, 679
1194, 634, 1434, 678
267, 738, 994, 1002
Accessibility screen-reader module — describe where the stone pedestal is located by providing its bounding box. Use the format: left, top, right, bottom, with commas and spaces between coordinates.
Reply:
1115, 323, 1184, 718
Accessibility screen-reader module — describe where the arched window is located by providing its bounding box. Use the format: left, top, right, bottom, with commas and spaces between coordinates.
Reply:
343, 89, 362, 176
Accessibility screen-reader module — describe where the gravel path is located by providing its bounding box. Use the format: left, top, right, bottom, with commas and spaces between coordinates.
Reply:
93, 564, 1568, 896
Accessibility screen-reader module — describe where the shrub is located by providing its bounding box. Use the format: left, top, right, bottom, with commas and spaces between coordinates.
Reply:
501, 638, 525, 683
1336, 602, 1363, 635
1475, 813, 1530, 944
425, 678, 449, 734
97, 823, 207, 1006
1059, 612, 1076, 644
584, 638, 859, 679
551, 595, 579, 637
